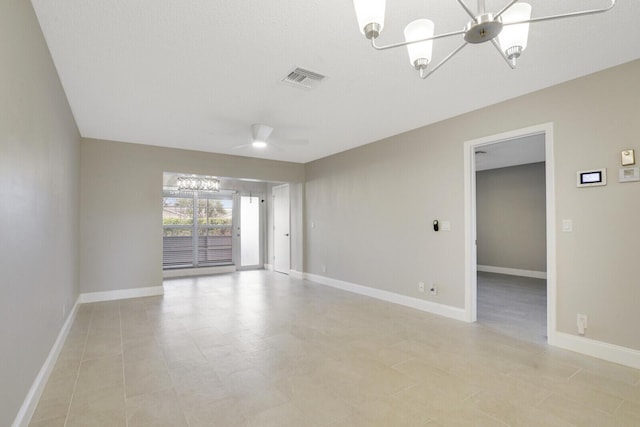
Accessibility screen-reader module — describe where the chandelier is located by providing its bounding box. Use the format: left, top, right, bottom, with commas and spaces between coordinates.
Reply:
353, 0, 616, 79
177, 175, 220, 192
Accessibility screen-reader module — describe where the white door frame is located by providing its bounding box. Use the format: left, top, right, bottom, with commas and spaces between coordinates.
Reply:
463, 122, 557, 341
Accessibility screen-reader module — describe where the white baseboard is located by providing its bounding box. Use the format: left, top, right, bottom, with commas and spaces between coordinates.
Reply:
549, 332, 640, 370
264, 264, 273, 271
12, 297, 80, 427
80, 286, 164, 303
477, 265, 547, 279
304, 273, 467, 322
163, 265, 236, 278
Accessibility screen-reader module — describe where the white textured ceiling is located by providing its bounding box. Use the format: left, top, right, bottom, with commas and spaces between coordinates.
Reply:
31, 0, 639, 164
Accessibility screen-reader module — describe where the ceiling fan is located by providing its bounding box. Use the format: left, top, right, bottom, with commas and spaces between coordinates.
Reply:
232, 123, 308, 151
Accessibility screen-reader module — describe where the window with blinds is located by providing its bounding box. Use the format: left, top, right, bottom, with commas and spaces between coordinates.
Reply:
162, 190, 233, 269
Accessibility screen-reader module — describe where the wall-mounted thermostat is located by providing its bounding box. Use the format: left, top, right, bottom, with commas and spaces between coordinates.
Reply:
619, 166, 640, 183
577, 168, 606, 187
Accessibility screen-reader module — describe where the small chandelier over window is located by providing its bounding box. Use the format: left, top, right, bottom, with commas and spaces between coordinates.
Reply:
177, 175, 220, 192
352, 0, 616, 79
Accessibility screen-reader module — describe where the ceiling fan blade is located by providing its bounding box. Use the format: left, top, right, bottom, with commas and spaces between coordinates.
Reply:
268, 143, 285, 152
272, 137, 308, 146
251, 123, 274, 142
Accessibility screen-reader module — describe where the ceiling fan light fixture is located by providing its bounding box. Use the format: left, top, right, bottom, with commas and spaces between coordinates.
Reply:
353, 0, 385, 39
498, 2, 532, 65
252, 141, 267, 148
404, 19, 435, 70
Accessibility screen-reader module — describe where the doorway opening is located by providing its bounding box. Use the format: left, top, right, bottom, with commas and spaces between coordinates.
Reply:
464, 123, 557, 343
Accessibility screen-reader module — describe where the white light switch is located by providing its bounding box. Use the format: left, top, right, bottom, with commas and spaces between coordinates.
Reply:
441, 220, 451, 231
562, 219, 573, 232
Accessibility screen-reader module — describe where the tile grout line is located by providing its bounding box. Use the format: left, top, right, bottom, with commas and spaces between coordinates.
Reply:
473, 402, 511, 427
611, 399, 625, 416
534, 390, 554, 407
535, 392, 552, 409
63, 304, 92, 427
152, 306, 192, 427
567, 367, 583, 380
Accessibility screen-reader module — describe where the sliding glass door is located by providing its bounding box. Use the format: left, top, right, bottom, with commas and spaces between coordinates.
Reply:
162, 190, 233, 269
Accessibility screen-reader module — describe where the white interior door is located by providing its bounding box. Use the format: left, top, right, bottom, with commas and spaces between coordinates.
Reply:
273, 184, 290, 274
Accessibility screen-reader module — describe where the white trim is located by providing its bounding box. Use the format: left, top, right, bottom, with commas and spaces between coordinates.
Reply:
79, 286, 164, 304
304, 273, 467, 322
289, 270, 304, 279
464, 122, 556, 333
163, 265, 236, 278
264, 263, 274, 271
12, 297, 80, 427
477, 265, 547, 279
550, 332, 640, 370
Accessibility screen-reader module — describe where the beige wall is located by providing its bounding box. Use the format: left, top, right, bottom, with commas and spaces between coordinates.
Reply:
0, 1, 81, 425
476, 162, 546, 272
80, 139, 305, 293
305, 60, 640, 350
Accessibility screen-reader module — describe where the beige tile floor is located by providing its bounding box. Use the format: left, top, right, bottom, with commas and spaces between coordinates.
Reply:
30, 271, 640, 426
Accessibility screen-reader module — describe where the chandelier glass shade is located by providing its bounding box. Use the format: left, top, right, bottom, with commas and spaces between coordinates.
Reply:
353, 0, 616, 79
404, 19, 435, 69
353, 0, 385, 38
498, 2, 532, 65
177, 176, 220, 192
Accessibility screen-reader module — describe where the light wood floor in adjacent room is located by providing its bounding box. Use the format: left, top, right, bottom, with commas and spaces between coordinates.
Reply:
477, 272, 547, 344
30, 271, 640, 426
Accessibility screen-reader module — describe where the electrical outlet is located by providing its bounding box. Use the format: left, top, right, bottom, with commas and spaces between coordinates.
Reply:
418, 282, 425, 293
577, 313, 588, 335
321, 265, 327, 273
430, 285, 438, 295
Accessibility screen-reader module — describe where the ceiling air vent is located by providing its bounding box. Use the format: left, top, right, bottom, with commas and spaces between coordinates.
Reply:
281, 67, 326, 90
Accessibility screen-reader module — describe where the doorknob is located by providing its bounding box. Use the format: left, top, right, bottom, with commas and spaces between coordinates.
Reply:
284, 233, 289, 237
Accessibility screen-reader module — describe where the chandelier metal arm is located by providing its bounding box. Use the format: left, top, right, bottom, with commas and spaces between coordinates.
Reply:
494, 0, 520, 20
420, 42, 468, 79
491, 39, 516, 69
370, 28, 465, 51
456, 0, 477, 20
501, 0, 616, 27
